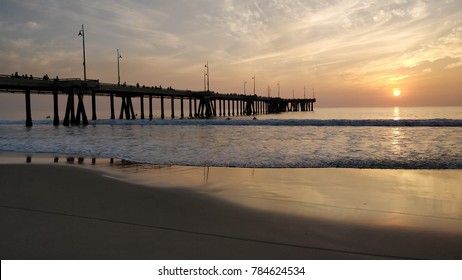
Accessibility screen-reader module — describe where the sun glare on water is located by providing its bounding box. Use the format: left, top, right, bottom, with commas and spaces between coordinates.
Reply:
393, 89, 401, 97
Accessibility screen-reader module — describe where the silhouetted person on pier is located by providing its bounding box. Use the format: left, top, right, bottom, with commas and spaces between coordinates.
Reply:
43, 74, 49, 80
136, 83, 140, 88
14, 72, 19, 78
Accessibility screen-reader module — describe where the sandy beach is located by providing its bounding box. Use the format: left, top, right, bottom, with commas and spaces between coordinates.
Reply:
1, 159, 462, 259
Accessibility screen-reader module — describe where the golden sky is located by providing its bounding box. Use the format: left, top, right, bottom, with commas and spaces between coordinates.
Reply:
1, 0, 461, 107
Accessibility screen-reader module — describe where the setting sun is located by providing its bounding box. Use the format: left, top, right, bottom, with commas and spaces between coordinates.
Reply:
393, 89, 401, 97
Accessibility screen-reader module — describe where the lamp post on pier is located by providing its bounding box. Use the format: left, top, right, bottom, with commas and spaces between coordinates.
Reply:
205, 61, 210, 92
277, 81, 280, 98
252, 74, 255, 95
117, 49, 122, 85
244, 80, 247, 95
78, 24, 91, 123
203, 68, 207, 91
111, 49, 122, 120
78, 24, 86, 81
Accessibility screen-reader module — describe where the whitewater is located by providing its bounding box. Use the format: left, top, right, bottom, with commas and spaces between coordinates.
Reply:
1, 107, 461, 169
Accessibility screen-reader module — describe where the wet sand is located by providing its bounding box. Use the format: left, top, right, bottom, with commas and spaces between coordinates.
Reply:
1, 161, 462, 259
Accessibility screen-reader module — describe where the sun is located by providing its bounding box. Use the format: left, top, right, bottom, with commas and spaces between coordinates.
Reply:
393, 89, 401, 97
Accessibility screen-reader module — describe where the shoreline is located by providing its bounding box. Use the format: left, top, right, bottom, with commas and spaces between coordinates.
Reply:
1, 153, 462, 259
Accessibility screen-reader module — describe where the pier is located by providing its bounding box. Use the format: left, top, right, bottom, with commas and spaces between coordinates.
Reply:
0, 74, 315, 126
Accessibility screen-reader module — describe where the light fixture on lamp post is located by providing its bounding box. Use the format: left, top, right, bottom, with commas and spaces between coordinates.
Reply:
78, 24, 86, 81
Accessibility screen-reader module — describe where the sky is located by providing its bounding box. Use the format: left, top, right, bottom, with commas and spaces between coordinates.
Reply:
1, 0, 461, 107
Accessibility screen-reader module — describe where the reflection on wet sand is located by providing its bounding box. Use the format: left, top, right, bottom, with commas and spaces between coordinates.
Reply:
5, 154, 462, 235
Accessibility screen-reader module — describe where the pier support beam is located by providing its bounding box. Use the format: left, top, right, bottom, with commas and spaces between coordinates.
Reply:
110, 93, 115, 119
119, 97, 126, 119
140, 96, 145, 119
91, 91, 97, 121
171, 96, 175, 119
232, 100, 235, 116
149, 95, 153, 120
75, 93, 88, 125
160, 96, 165, 119
245, 99, 254, 116
53, 90, 59, 126
227, 100, 231, 116
63, 90, 75, 126
119, 96, 135, 120
194, 98, 198, 117
222, 99, 226, 116
219, 99, 222, 116
128, 97, 136, 119
25, 89, 32, 127
180, 97, 184, 119
197, 96, 214, 118
189, 97, 193, 118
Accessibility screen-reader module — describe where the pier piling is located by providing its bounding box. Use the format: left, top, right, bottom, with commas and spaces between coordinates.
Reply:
149, 95, 153, 120
110, 93, 115, 119
128, 97, 136, 119
171, 96, 175, 119
160, 95, 165, 119
91, 91, 97, 120
53, 90, 59, 126
25, 89, 32, 127
76, 93, 89, 125
180, 97, 184, 119
119, 97, 126, 119
63, 90, 74, 126
140, 96, 145, 119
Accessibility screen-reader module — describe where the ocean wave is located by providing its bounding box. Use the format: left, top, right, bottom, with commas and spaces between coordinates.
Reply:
2, 116, 461, 169
3, 149, 462, 169
2, 118, 461, 127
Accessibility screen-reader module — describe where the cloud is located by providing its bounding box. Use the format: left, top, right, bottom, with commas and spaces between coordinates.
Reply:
1, 0, 461, 104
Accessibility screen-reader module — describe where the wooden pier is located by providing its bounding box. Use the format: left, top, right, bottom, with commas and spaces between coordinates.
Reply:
0, 74, 315, 126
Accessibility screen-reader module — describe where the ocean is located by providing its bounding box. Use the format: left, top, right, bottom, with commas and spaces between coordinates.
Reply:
1, 106, 462, 169
2, 106, 462, 257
